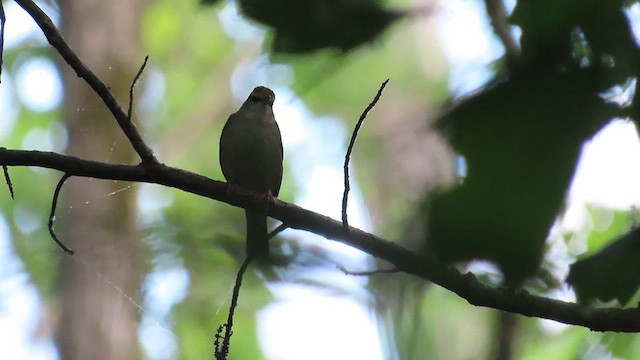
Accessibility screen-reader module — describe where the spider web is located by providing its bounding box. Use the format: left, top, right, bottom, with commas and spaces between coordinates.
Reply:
50, 171, 236, 353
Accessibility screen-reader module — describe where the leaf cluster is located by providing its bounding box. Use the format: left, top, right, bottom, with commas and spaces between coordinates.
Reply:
430, 0, 640, 300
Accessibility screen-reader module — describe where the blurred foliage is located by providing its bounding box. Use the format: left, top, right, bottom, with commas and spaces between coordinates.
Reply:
236, 0, 404, 53
200, 0, 223, 5
567, 207, 640, 305
568, 230, 640, 304
3, 0, 640, 359
429, 69, 613, 285
429, 0, 640, 288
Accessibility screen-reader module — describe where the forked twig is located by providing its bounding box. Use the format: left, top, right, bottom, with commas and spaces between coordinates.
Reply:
14, 0, 158, 165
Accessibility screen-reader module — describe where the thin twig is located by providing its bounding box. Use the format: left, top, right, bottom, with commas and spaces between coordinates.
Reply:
48, 173, 74, 255
0, 2, 5, 83
268, 223, 288, 239
339, 265, 399, 276
128, 55, 149, 122
2, 165, 13, 199
14, 0, 158, 165
1, 147, 14, 199
2, 166, 13, 199
216, 255, 254, 359
341, 79, 389, 229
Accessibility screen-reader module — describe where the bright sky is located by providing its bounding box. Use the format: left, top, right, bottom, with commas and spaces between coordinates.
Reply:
2, 1, 640, 360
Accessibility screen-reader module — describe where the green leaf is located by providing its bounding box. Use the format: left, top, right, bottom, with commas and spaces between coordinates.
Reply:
237, 0, 403, 53
567, 227, 640, 305
511, 0, 577, 70
429, 70, 612, 285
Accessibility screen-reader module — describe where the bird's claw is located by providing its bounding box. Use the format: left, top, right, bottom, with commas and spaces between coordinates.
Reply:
264, 190, 277, 204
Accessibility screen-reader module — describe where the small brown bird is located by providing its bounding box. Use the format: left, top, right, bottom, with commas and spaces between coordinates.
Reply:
219, 86, 283, 258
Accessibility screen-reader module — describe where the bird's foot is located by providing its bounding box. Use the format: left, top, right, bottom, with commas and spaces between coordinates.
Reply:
264, 190, 277, 204
225, 180, 238, 195
259, 190, 277, 212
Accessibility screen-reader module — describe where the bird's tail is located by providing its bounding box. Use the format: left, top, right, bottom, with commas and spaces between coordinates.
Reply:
245, 210, 269, 258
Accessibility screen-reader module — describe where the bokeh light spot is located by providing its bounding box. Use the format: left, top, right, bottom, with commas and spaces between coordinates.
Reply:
16, 57, 63, 113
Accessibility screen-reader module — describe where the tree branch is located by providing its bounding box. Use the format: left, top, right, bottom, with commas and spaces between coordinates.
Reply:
483, 0, 521, 72
1, 148, 639, 332
14, 0, 158, 165
7, 0, 640, 337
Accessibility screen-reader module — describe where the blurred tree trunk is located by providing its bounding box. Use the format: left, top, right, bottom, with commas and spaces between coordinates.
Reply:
55, 1, 147, 359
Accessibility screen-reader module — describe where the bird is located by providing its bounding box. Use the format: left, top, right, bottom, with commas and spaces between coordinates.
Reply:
219, 86, 283, 258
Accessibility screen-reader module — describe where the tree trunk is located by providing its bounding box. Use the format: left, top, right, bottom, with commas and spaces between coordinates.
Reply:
55, 1, 147, 359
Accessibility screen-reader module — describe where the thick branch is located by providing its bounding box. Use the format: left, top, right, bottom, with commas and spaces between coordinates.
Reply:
14, 0, 157, 165
1, 148, 639, 332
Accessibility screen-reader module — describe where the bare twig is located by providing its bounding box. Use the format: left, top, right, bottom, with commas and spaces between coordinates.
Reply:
1, 147, 14, 199
14, 0, 158, 165
342, 79, 389, 228
215, 255, 254, 359
2, 165, 13, 199
339, 265, 399, 276
1, 148, 639, 332
48, 173, 74, 255
0, 2, 5, 82
128, 55, 149, 121
268, 223, 288, 239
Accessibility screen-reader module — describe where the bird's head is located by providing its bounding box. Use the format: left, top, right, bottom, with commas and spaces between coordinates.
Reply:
247, 86, 275, 106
